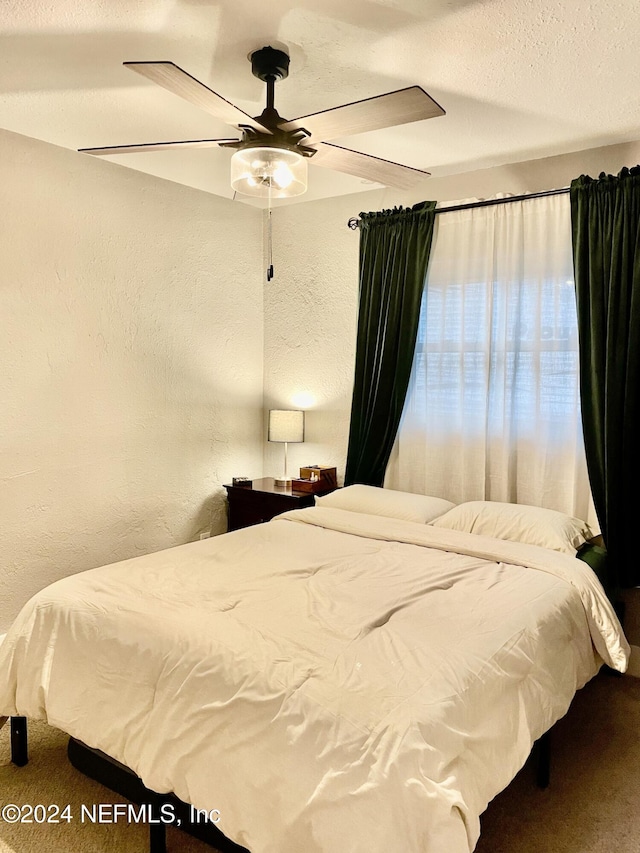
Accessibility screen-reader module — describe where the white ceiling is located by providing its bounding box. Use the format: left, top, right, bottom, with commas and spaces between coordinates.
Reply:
2, 0, 639, 206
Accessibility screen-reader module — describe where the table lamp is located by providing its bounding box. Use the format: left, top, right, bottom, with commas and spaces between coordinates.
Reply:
268, 409, 305, 487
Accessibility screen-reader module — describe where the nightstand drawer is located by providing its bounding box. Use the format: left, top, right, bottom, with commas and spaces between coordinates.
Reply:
228, 488, 305, 529
224, 478, 334, 532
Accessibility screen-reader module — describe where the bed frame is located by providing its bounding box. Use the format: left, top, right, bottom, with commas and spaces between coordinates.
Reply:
66, 735, 249, 853
0, 715, 28, 766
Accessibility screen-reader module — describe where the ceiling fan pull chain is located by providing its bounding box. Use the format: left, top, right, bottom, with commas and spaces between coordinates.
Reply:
266, 191, 274, 281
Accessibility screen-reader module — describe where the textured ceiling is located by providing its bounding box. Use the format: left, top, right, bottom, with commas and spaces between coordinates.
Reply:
2, 0, 639, 205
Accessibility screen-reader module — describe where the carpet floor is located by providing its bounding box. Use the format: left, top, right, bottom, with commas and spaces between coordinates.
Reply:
1, 669, 639, 852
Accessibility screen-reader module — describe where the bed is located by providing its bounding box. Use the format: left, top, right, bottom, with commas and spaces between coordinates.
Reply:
0, 487, 629, 853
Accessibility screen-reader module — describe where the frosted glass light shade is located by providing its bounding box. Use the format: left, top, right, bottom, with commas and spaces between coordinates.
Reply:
268, 410, 305, 443
231, 147, 307, 198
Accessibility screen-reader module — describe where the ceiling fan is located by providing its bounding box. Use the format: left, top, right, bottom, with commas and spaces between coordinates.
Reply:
79, 46, 445, 198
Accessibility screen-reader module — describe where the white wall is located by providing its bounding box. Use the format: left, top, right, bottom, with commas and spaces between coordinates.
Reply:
263, 193, 360, 481
264, 138, 640, 484
0, 129, 264, 632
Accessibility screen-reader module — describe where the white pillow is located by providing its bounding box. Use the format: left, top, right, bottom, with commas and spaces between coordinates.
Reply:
430, 500, 593, 554
315, 484, 456, 524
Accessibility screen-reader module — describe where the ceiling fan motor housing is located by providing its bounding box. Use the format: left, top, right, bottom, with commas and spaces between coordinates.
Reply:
250, 46, 290, 82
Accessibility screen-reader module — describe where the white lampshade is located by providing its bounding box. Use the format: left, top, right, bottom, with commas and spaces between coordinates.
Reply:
231, 147, 307, 198
268, 410, 305, 443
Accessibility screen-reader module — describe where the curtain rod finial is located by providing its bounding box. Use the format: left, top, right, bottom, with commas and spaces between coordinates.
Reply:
347, 217, 360, 230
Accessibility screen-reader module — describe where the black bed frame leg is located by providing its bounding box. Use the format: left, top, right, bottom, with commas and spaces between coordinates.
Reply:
148, 795, 167, 853
149, 821, 167, 853
535, 730, 550, 789
10, 716, 28, 766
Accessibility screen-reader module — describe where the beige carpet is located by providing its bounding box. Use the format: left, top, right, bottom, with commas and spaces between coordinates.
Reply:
477, 670, 640, 853
1, 670, 639, 852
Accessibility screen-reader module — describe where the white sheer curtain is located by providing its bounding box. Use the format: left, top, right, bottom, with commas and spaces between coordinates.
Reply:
385, 193, 595, 525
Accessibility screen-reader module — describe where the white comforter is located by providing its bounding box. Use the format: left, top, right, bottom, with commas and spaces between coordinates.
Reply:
0, 507, 629, 852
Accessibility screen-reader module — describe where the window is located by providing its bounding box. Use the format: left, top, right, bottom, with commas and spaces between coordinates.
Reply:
385, 193, 594, 523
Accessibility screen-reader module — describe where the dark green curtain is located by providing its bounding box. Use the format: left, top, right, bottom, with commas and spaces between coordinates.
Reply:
344, 201, 437, 487
570, 166, 640, 590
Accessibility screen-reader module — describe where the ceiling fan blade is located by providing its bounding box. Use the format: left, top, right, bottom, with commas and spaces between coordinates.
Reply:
279, 86, 444, 143
78, 138, 239, 156
124, 61, 272, 134
311, 142, 431, 189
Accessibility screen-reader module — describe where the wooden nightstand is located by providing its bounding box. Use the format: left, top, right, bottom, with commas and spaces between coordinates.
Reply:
224, 477, 335, 531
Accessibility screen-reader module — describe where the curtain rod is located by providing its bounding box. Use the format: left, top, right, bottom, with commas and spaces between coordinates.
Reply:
346, 186, 570, 229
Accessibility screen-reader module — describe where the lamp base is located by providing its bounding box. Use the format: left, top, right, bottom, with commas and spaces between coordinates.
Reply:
273, 476, 292, 488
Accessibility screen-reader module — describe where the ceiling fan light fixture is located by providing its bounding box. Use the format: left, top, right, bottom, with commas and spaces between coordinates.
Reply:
230, 146, 307, 198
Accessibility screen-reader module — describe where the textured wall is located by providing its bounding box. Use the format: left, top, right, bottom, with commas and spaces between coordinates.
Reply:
0, 129, 264, 632
264, 139, 640, 485
263, 194, 360, 483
